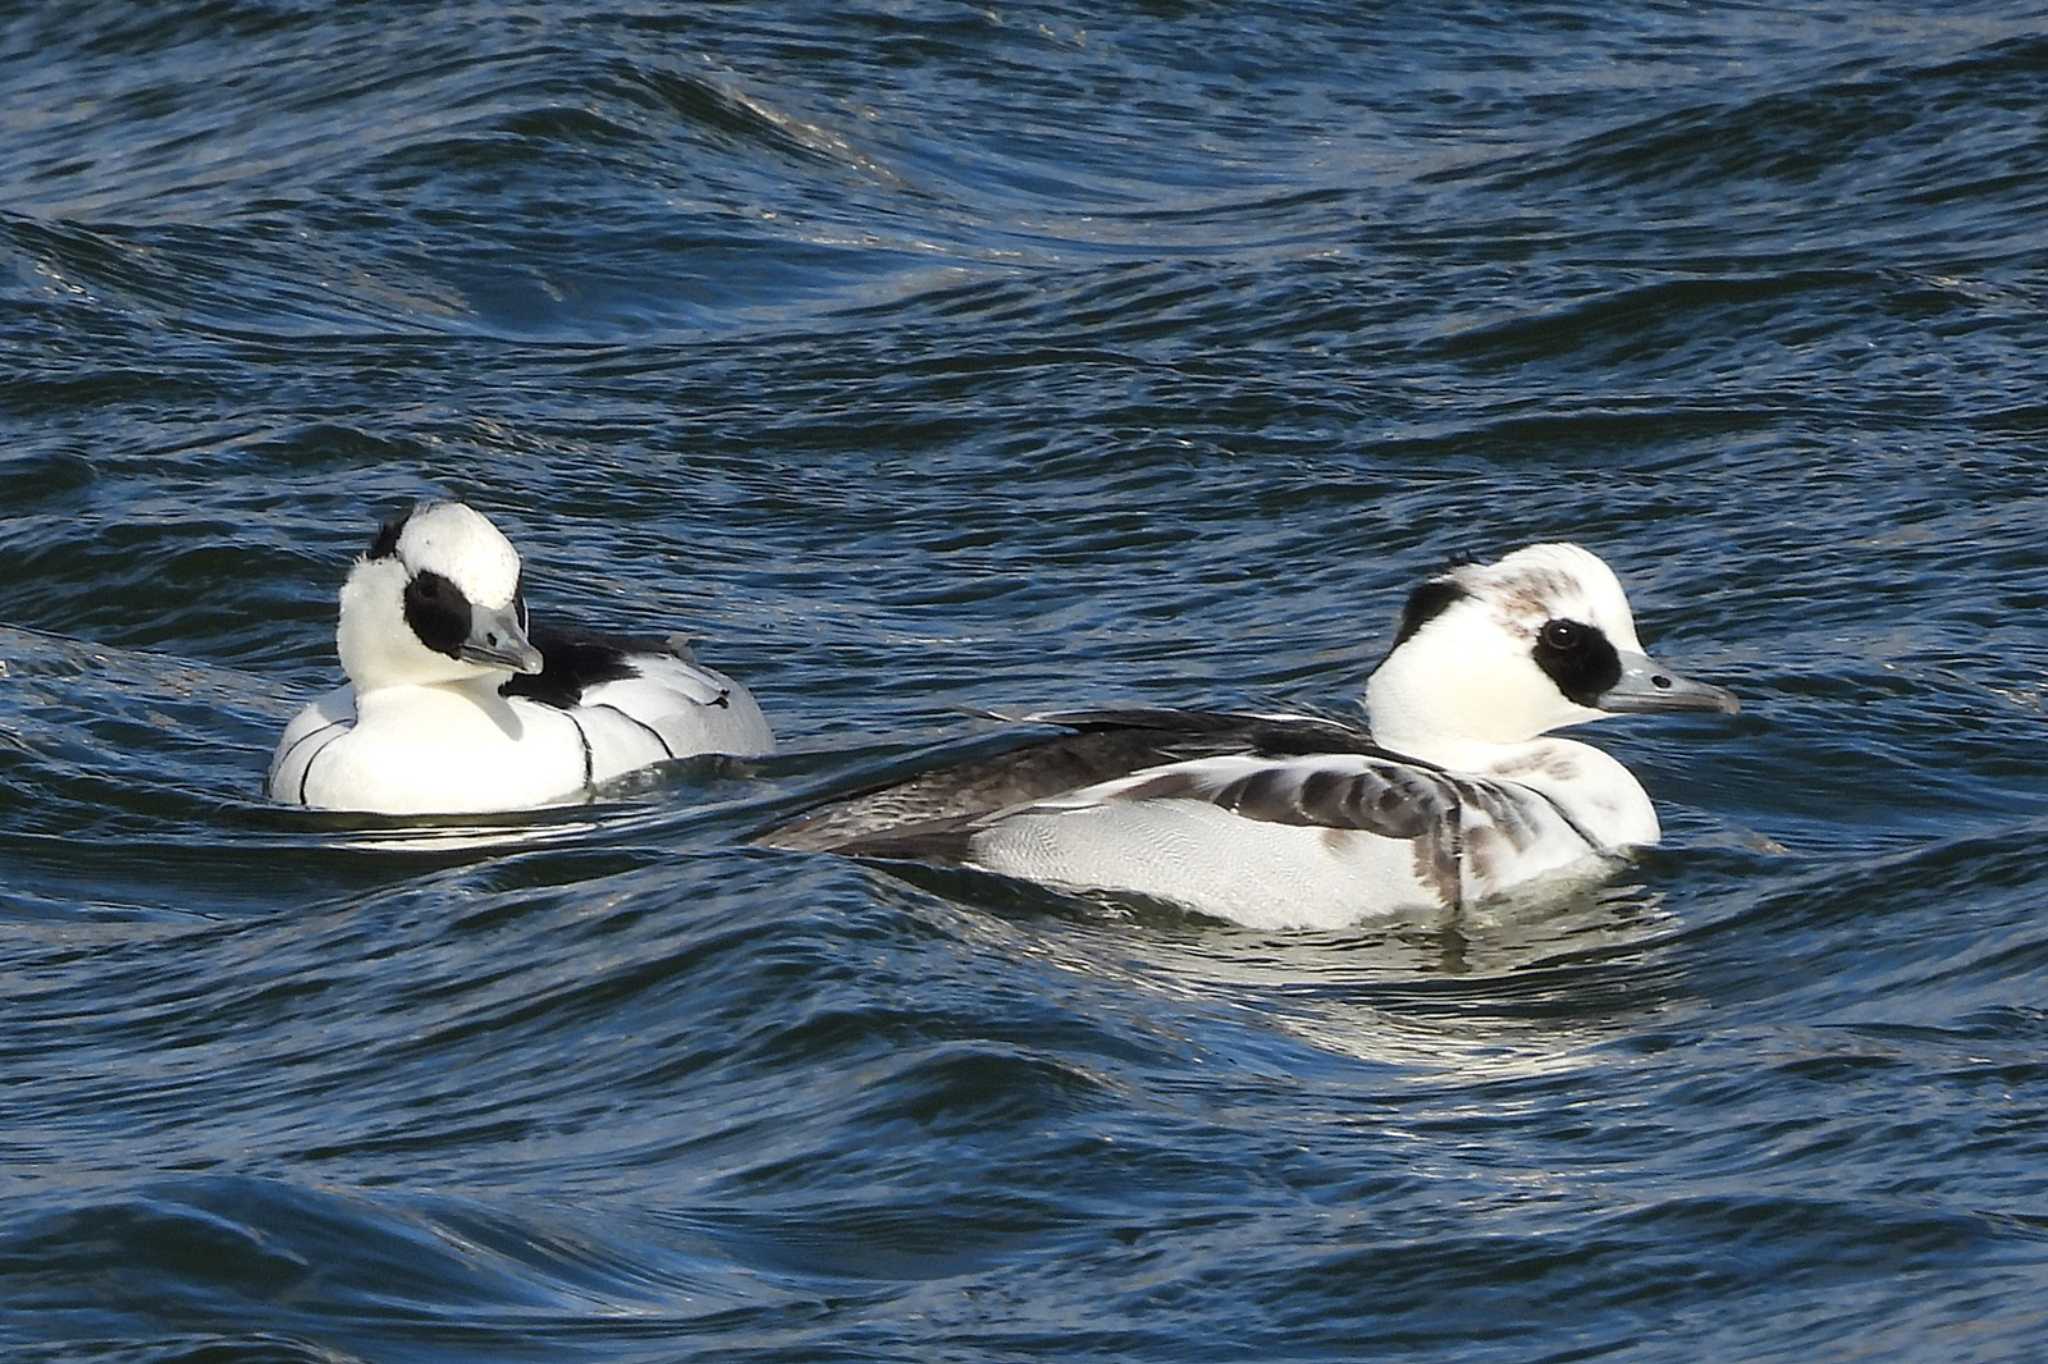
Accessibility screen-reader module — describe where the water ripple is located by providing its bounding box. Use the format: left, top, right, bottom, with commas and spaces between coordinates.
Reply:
8, 2, 2048, 1360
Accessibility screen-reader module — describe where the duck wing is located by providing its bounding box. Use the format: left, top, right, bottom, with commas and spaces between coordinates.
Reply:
759, 708, 1402, 853
501, 624, 694, 709
835, 748, 1469, 873
504, 622, 773, 763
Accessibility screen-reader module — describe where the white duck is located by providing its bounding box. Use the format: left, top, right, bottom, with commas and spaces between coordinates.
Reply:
762, 543, 1736, 929
268, 500, 772, 814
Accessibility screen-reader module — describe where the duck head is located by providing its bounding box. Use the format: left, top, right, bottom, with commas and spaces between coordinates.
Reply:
1364, 543, 1736, 759
336, 500, 543, 692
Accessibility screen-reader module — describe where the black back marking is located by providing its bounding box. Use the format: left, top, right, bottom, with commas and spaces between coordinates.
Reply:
1510, 780, 1603, 852
403, 569, 472, 660
500, 622, 652, 710
565, 711, 594, 786
595, 702, 675, 760
272, 717, 348, 787
760, 709, 1421, 855
1034, 708, 1391, 759
1385, 577, 1471, 652
367, 508, 412, 561
1530, 618, 1622, 708
297, 729, 347, 806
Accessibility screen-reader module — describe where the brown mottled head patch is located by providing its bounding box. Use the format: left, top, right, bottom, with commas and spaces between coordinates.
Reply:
1485, 566, 1577, 637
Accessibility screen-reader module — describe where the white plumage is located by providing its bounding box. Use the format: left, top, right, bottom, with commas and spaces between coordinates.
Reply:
268, 501, 772, 815
763, 543, 1737, 929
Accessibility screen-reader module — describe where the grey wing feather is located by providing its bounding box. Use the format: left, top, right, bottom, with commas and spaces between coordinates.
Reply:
757, 710, 1408, 856
759, 727, 1207, 853
1106, 757, 1458, 840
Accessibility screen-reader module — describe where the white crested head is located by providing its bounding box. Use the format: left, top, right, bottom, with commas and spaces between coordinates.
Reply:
1364, 542, 1735, 756
387, 501, 522, 606
334, 500, 542, 692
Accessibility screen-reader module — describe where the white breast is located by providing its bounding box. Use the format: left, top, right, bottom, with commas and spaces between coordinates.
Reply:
270, 682, 592, 815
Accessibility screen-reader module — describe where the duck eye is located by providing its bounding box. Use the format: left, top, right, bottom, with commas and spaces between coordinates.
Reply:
1539, 620, 1583, 650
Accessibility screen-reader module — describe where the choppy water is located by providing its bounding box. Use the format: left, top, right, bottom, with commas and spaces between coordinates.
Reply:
6, 3, 2048, 1359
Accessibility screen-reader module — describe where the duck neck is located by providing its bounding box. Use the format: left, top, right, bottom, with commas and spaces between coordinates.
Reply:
356, 670, 502, 699
1365, 670, 1513, 769
1370, 725, 1523, 775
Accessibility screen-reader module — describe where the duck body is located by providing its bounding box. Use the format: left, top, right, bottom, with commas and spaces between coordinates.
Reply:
764, 708, 1647, 930
268, 502, 772, 815
762, 544, 1737, 929
269, 631, 770, 815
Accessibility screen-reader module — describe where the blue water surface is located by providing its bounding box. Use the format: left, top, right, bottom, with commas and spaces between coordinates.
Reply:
4, 3, 2048, 1360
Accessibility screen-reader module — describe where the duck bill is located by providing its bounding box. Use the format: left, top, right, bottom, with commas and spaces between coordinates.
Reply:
1598, 650, 1739, 716
458, 605, 544, 675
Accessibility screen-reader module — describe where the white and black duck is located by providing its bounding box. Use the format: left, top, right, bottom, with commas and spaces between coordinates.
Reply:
761, 543, 1737, 929
268, 500, 773, 814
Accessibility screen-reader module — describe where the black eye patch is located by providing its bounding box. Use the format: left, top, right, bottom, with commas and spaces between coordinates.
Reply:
1531, 616, 1621, 707
404, 569, 472, 659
